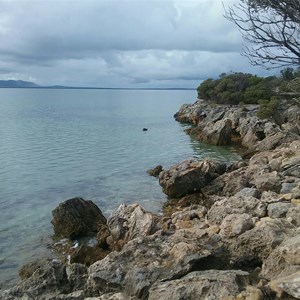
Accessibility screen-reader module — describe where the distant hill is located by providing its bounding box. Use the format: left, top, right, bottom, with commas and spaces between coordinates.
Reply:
0, 80, 40, 88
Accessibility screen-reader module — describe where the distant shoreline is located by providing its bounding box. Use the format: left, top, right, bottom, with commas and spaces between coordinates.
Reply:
0, 80, 195, 90
0, 86, 195, 90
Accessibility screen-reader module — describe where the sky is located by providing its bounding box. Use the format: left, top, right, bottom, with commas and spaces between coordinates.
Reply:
0, 0, 276, 88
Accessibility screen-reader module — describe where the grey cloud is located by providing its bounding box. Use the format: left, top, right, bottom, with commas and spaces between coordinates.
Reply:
0, 0, 275, 87
0, 1, 241, 63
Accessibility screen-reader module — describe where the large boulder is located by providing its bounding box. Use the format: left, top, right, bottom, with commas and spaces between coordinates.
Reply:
159, 159, 226, 198
51, 197, 107, 239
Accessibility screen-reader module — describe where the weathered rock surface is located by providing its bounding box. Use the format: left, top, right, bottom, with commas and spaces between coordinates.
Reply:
51, 197, 107, 239
174, 99, 300, 151
148, 270, 250, 300
159, 159, 226, 198
106, 203, 160, 251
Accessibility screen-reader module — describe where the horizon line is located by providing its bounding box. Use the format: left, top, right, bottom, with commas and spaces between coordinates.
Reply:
0, 86, 196, 91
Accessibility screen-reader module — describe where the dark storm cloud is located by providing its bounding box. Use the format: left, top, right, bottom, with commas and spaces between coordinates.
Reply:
0, 0, 271, 87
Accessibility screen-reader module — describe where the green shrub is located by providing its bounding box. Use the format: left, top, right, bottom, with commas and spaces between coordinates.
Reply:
257, 97, 278, 119
197, 72, 275, 105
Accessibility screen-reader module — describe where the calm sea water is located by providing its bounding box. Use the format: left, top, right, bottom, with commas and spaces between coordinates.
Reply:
0, 88, 241, 287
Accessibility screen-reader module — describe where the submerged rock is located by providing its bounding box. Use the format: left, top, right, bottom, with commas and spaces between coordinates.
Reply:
147, 165, 163, 177
51, 197, 107, 239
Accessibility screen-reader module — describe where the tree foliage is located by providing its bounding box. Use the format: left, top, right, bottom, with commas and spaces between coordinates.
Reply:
197, 72, 279, 104
224, 0, 300, 69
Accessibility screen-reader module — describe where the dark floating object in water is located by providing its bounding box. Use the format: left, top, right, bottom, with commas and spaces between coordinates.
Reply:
143, 128, 148, 131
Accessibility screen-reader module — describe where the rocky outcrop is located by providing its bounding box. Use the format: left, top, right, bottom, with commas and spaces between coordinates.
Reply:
51, 197, 107, 239
158, 159, 226, 198
175, 99, 300, 152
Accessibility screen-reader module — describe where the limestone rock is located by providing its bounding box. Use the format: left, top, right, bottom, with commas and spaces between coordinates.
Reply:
207, 195, 266, 226
1, 260, 72, 300
219, 213, 255, 239
51, 197, 107, 239
267, 202, 293, 218
235, 286, 264, 300
159, 159, 226, 198
228, 218, 295, 267
106, 203, 160, 251
198, 118, 232, 146
87, 230, 213, 298
148, 270, 250, 300
286, 206, 300, 227
269, 271, 300, 299
262, 235, 300, 279
252, 171, 282, 193
202, 167, 250, 197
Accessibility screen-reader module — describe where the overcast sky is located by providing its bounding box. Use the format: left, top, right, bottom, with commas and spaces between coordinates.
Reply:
0, 0, 275, 88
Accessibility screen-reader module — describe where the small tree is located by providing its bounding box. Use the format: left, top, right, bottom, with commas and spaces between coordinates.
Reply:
224, 0, 300, 69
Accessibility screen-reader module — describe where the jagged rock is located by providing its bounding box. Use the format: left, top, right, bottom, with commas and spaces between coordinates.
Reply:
267, 202, 293, 218
174, 101, 202, 124
69, 244, 108, 266
269, 271, 300, 299
286, 206, 300, 226
206, 195, 266, 226
147, 270, 250, 300
66, 263, 88, 291
202, 167, 250, 197
87, 231, 213, 298
51, 197, 107, 239
252, 171, 282, 193
159, 159, 226, 198
175, 100, 300, 152
1, 260, 71, 300
261, 234, 300, 280
219, 213, 255, 239
197, 118, 233, 146
162, 192, 213, 216
147, 165, 163, 177
227, 218, 296, 268
234, 286, 264, 300
234, 187, 260, 199
227, 160, 249, 172
106, 203, 160, 251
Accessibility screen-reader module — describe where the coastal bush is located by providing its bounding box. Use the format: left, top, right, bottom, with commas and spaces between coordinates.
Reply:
257, 97, 278, 119
196, 72, 294, 105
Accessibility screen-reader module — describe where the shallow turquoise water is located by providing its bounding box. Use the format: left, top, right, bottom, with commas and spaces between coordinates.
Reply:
0, 88, 241, 287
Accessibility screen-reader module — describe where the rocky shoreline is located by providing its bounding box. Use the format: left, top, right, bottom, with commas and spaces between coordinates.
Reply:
1, 99, 300, 300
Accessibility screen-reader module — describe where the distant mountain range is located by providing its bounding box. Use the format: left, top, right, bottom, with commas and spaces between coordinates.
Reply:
0, 80, 40, 88
0, 79, 194, 90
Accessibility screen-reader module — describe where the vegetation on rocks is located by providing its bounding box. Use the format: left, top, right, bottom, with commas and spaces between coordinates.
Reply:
197, 69, 300, 120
